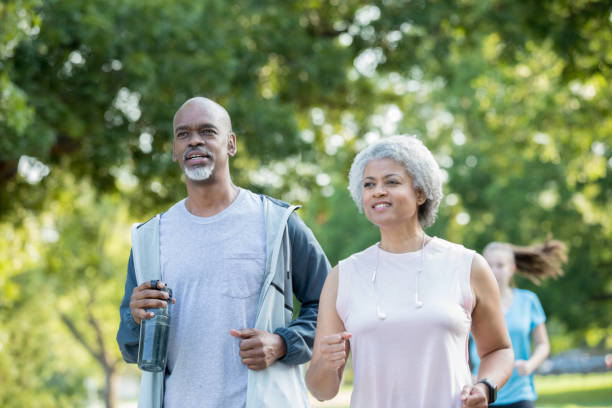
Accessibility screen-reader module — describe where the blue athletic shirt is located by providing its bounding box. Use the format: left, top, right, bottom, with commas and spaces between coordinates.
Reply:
470, 288, 546, 405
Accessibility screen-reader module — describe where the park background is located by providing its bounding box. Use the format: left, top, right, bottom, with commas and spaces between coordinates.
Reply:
1, 1, 611, 407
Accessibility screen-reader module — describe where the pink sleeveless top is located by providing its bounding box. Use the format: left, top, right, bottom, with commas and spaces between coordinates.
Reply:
337, 237, 475, 408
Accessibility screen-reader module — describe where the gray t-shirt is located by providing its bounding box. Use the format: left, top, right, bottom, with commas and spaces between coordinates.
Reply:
160, 188, 266, 408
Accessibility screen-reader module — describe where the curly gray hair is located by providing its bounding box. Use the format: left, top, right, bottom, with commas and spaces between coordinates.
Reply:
348, 135, 443, 228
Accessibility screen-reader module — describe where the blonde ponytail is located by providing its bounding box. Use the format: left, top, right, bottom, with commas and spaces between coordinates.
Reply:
484, 239, 567, 284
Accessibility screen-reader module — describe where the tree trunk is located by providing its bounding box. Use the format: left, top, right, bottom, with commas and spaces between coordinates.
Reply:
60, 309, 119, 408
103, 367, 117, 408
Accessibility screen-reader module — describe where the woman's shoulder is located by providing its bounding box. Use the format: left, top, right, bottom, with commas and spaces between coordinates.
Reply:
339, 243, 378, 265
430, 236, 475, 257
513, 288, 541, 302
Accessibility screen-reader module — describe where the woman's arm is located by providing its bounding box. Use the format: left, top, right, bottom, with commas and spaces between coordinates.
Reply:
516, 323, 550, 375
463, 253, 514, 407
305, 266, 351, 401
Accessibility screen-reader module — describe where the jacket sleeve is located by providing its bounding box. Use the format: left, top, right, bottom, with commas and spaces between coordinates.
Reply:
274, 212, 330, 365
116, 250, 140, 363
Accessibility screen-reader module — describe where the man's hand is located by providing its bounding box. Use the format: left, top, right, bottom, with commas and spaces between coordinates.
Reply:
460, 383, 488, 408
230, 328, 287, 370
129, 280, 174, 325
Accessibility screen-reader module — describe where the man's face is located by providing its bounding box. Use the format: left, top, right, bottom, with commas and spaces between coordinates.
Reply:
172, 101, 236, 182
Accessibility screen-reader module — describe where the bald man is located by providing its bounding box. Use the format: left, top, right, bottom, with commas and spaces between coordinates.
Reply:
117, 97, 329, 408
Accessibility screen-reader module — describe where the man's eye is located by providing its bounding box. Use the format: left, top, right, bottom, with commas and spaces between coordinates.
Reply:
363, 182, 373, 188
177, 132, 188, 138
387, 180, 399, 185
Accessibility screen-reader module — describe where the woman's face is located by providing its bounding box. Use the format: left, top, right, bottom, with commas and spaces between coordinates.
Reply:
362, 158, 426, 228
484, 249, 515, 287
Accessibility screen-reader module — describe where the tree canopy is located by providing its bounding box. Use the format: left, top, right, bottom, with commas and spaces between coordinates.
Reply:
1, 0, 611, 406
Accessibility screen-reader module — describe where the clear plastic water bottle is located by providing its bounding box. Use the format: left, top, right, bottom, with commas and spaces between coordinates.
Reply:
137, 286, 172, 372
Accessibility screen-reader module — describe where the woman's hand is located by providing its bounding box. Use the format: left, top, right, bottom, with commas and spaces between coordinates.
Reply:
460, 383, 489, 407
515, 359, 534, 376
306, 266, 350, 401
318, 332, 352, 371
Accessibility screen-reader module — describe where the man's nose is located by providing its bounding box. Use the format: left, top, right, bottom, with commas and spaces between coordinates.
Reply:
187, 131, 206, 145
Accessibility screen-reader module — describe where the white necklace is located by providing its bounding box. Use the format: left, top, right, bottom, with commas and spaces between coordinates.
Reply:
371, 232, 427, 320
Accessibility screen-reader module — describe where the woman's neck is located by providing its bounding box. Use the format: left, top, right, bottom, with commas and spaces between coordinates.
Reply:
497, 284, 514, 310
379, 224, 428, 253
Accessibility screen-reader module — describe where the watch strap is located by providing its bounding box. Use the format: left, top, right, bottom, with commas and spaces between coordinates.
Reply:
475, 378, 497, 403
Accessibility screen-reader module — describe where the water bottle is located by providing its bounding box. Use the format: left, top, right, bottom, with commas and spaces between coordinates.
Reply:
137, 286, 172, 372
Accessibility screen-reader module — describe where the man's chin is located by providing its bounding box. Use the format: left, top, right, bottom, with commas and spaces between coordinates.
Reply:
184, 166, 214, 181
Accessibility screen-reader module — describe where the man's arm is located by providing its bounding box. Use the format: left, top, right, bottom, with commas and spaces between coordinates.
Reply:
274, 212, 330, 365
116, 250, 140, 363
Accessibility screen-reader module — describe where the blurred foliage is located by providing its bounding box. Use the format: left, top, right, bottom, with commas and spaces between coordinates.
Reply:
0, 170, 130, 406
0, 270, 88, 407
1, 0, 611, 405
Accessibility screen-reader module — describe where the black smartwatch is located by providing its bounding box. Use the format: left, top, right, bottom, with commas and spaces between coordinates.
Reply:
475, 378, 497, 404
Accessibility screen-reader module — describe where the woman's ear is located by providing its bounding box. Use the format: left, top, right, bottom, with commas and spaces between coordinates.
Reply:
416, 188, 427, 206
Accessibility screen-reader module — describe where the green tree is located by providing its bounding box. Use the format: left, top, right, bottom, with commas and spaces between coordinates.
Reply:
1, 1, 611, 406
1, 0, 361, 215
0, 171, 130, 407
297, 0, 611, 346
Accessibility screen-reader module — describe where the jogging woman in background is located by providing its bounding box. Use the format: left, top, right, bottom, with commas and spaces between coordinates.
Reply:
470, 240, 567, 408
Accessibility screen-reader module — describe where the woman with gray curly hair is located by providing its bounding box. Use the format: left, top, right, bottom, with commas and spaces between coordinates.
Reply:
306, 135, 514, 408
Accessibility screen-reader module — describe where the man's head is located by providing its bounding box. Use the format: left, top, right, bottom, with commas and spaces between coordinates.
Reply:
172, 97, 236, 182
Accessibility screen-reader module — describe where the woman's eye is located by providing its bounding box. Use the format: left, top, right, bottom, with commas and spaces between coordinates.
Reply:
363, 182, 373, 188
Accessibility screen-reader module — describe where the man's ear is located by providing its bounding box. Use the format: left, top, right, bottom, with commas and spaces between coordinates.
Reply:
227, 132, 237, 157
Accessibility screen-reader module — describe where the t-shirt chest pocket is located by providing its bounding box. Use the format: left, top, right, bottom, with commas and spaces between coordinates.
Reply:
222, 252, 265, 299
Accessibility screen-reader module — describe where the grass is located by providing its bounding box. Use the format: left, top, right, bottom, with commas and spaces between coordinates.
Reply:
535, 372, 612, 408
310, 372, 612, 408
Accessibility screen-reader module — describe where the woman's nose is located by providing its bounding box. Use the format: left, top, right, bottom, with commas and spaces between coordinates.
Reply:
373, 186, 387, 196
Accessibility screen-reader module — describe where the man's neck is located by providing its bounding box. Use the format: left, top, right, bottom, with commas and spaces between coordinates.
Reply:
185, 178, 240, 217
